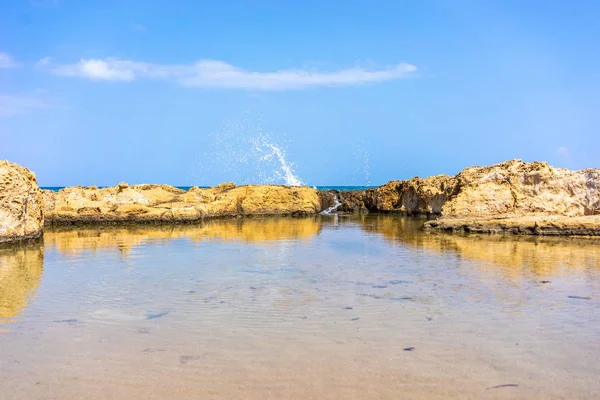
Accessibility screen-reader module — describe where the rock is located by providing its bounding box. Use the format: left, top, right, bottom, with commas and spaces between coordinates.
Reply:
44, 184, 321, 225
318, 190, 339, 212
322, 175, 455, 215
441, 159, 600, 217
0, 161, 44, 243
423, 215, 600, 236
338, 190, 369, 213
217, 182, 235, 190
423, 160, 600, 234
365, 174, 456, 215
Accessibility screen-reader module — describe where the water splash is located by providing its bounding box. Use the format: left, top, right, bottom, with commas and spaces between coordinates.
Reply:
320, 194, 342, 215
353, 142, 371, 187
251, 134, 303, 186
196, 112, 303, 186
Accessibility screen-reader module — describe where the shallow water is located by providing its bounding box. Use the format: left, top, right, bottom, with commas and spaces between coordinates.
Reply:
1, 215, 599, 399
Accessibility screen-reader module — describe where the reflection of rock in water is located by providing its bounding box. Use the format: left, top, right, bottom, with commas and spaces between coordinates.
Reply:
0, 244, 44, 323
360, 215, 600, 277
43, 217, 323, 255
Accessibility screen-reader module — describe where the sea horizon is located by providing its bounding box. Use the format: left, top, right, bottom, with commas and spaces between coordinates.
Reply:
40, 185, 375, 192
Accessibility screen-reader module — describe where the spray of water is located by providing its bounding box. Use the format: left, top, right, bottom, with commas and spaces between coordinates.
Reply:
353, 141, 371, 187
251, 135, 303, 186
196, 112, 303, 186
320, 194, 342, 215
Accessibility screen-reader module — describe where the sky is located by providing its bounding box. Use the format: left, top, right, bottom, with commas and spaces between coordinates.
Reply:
1, 0, 599, 187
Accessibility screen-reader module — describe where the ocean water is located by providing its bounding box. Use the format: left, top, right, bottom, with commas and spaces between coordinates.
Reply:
41, 186, 370, 192
1, 215, 599, 399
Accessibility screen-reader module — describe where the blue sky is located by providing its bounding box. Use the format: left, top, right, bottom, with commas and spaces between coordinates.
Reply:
1, 0, 599, 186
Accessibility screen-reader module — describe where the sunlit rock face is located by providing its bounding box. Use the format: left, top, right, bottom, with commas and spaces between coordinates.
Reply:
336, 160, 600, 218
43, 184, 321, 225
0, 161, 44, 244
442, 159, 600, 217
323, 159, 600, 235
423, 160, 600, 235
0, 244, 44, 324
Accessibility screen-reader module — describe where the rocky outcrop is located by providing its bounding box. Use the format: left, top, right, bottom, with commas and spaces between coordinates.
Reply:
331, 160, 600, 220
324, 159, 600, 235
441, 159, 600, 217
365, 174, 457, 215
320, 175, 456, 215
319, 190, 367, 213
423, 215, 600, 236
4, 159, 600, 237
422, 160, 600, 234
43, 183, 321, 225
0, 161, 44, 244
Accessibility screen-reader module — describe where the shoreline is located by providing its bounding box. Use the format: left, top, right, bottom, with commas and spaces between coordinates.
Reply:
3, 158, 600, 243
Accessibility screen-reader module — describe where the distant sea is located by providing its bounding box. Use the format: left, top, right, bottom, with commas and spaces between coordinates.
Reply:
41, 186, 372, 192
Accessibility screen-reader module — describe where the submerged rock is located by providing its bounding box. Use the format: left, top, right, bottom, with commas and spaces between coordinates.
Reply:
0, 161, 44, 243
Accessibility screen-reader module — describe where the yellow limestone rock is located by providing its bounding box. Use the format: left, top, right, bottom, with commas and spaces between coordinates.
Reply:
44, 183, 321, 225
442, 159, 600, 217
0, 161, 44, 243
422, 160, 600, 234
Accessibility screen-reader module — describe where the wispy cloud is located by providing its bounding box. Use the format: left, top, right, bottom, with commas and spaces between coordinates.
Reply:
0, 52, 19, 68
0, 93, 56, 117
36, 56, 52, 67
45, 57, 417, 90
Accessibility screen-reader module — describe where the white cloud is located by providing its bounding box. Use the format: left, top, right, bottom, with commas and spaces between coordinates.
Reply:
47, 57, 417, 90
0, 93, 55, 117
36, 56, 52, 67
54, 59, 137, 81
133, 23, 146, 32
0, 52, 19, 68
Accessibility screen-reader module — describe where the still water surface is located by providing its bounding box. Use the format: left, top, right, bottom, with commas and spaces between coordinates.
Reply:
1, 216, 599, 399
